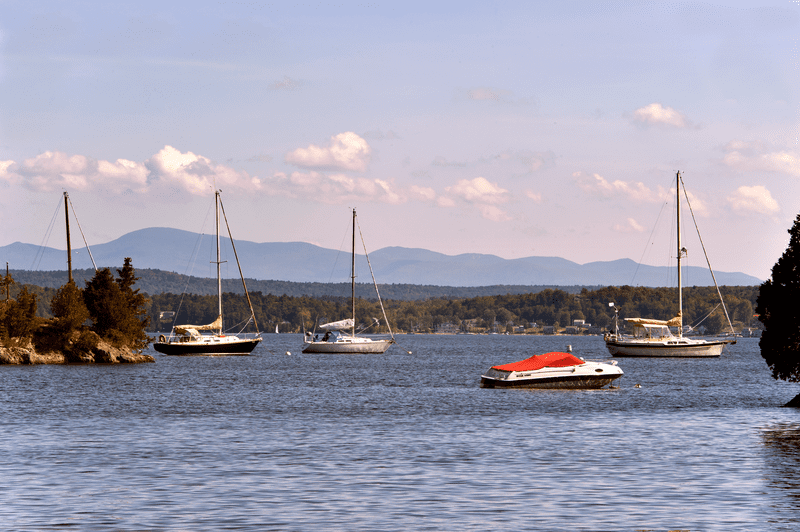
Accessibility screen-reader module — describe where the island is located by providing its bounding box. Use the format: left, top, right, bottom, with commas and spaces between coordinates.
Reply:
0, 258, 154, 365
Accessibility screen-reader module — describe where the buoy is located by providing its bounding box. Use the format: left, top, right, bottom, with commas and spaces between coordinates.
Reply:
634, 383, 641, 388
286, 351, 291, 356
567, 345, 572, 352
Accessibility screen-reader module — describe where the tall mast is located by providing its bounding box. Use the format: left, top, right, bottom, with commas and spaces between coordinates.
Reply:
216, 190, 223, 334
676, 171, 683, 338
351, 208, 356, 338
64, 192, 73, 284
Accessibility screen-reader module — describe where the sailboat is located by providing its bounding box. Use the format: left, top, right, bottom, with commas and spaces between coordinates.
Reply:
153, 191, 262, 355
603, 172, 735, 357
302, 208, 395, 354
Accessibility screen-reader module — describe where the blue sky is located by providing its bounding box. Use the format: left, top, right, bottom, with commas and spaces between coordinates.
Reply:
1, 1, 798, 281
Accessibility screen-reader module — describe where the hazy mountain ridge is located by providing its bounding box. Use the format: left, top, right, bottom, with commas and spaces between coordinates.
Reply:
0, 227, 762, 287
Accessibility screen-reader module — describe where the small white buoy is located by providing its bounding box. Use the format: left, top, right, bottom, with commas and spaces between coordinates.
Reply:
634, 383, 641, 388
286, 351, 291, 356
567, 345, 572, 352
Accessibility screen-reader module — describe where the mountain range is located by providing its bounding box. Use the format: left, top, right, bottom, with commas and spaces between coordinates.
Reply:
0, 227, 762, 287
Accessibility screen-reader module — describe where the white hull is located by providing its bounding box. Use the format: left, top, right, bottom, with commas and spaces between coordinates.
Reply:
302, 336, 393, 354
605, 337, 729, 357
481, 360, 623, 389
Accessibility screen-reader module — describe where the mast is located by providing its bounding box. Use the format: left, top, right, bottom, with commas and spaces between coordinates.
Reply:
351, 208, 356, 338
216, 190, 223, 334
676, 171, 683, 338
64, 192, 73, 284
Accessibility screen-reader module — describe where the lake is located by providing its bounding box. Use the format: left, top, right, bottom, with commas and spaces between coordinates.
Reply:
1, 334, 798, 531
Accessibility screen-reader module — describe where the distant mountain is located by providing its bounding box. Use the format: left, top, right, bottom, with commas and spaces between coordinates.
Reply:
0, 227, 762, 287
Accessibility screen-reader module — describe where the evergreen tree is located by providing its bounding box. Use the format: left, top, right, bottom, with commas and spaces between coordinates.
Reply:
3, 286, 38, 338
84, 260, 150, 349
50, 281, 89, 332
757, 214, 800, 388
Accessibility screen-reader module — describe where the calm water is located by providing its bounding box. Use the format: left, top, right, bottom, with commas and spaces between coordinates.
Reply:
1, 334, 799, 531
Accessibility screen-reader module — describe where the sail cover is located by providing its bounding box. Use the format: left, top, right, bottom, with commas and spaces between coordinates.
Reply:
319, 318, 354, 331
175, 315, 222, 334
492, 352, 585, 372
625, 314, 681, 327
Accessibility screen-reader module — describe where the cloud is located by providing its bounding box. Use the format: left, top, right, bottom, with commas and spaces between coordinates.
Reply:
444, 177, 510, 220
467, 87, 511, 102
632, 103, 690, 128
410, 185, 436, 201
613, 218, 645, 233
446, 177, 508, 204
146, 146, 255, 195
0, 151, 148, 193
727, 185, 780, 215
269, 76, 301, 90
258, 171, 405, 205
284, 132, 371, 172
575, 172, 660, 202
525, 190, 543, 203
722, 141, 800, 177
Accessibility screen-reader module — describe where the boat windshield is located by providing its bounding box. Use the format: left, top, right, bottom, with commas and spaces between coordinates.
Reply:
632, 324, 675, 339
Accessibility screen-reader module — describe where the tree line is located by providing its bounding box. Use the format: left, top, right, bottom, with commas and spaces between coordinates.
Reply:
146, 285, 758, 335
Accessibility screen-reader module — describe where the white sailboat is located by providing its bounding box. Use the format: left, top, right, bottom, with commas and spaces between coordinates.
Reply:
153, 190, 262, 355
604, 171, 735, 357
302, 209, 395, 354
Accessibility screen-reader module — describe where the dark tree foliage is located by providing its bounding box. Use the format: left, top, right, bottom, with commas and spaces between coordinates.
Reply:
2, 286, 38, 338
757, 214, 800, 382
83, 258, 150, 349
50, 281, 89, 332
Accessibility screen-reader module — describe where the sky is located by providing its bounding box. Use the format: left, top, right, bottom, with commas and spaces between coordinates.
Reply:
1, 0, 798, 282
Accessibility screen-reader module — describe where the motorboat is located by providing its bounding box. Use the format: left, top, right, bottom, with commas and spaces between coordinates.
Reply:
480, 351, 623, 389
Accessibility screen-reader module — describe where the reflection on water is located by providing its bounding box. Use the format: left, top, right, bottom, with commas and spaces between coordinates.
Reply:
1, 335, 800, 531
762, 422, 800, 525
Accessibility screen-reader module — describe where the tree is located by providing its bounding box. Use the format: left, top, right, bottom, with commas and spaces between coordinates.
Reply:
83, 259, 150, 349
50, 281, 89, 332
757, 213, 800, 401
3, 286, 38, 338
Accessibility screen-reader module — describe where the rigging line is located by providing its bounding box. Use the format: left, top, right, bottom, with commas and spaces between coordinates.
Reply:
355, 214, 410, 354
680, 175, 736, 335
171, 200, 216, 329
633, 198, 670, 285
218, 195, 260, 334
66, 195, 97, 271
32, 196, 63, 271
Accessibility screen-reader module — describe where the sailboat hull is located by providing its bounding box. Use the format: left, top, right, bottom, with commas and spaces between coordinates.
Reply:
153, 336, 261, 356
605, 338, 729, 357
302, 338, 393, 354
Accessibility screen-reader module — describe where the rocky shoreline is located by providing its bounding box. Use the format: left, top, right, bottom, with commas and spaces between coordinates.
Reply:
0, 338, 154, 365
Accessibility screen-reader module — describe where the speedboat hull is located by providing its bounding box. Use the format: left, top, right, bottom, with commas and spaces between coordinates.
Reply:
480, 352, 623, 389
153, 335, 261, 355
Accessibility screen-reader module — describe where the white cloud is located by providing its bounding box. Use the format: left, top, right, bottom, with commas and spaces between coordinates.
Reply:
446, 177, 508, 204
632, 103, 689, 128
0, 151, 148, 193
478, 204, 511, 222
444, 177, 510, 221
613, 218, 645, 233
727, 185, 780, 215
284, 132, 371, 172
260, 170, 405, 205
723, 142, 800, 177
147, 145, 252, 195
410, 185, 436, 201
525, 190, 543, 203
575, 172, 660, 202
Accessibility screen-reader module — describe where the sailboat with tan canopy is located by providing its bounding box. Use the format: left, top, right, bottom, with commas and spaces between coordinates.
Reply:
153, 190, 262, 355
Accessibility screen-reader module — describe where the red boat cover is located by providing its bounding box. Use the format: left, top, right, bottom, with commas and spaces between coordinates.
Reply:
492, 352, 585, 372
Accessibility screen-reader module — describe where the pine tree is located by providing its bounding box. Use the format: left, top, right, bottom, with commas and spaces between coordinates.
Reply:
757, 213, 800, 391
50, 281, 89, 332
